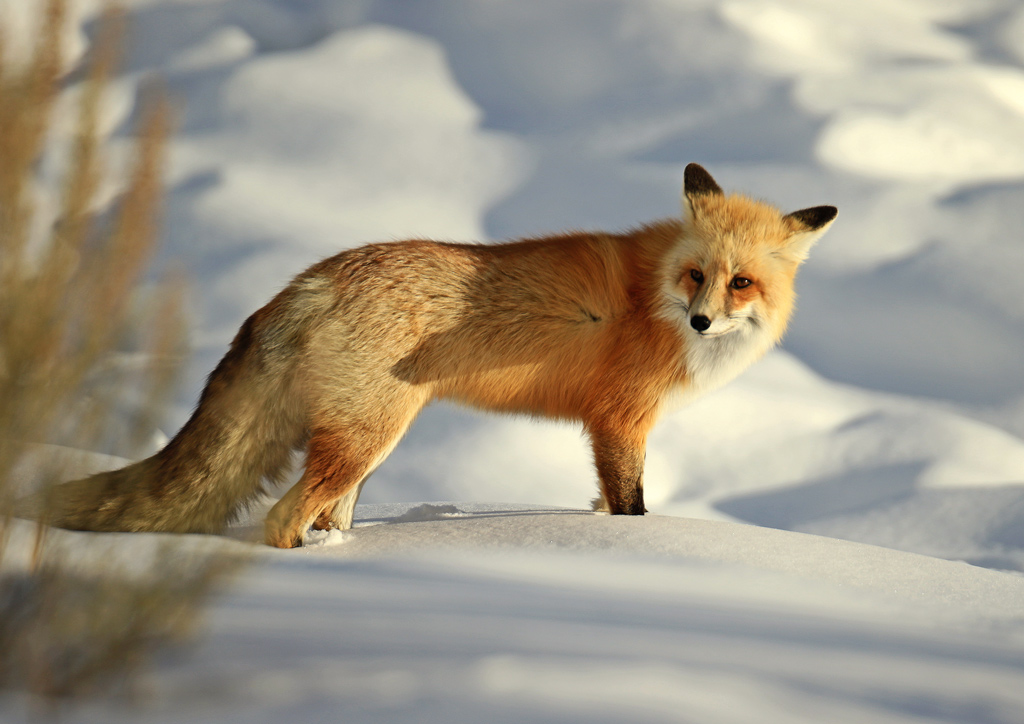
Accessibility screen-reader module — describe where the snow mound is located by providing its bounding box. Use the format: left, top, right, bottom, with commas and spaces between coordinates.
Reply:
389, 503, 464, 523
17, 503, 1018, 724
289, 503, 1024, 630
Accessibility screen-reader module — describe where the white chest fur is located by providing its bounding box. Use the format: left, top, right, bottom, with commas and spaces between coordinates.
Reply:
663, 326, 775, 412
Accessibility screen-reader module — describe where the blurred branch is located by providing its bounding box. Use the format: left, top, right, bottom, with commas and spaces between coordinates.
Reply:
0, 1, 243, 710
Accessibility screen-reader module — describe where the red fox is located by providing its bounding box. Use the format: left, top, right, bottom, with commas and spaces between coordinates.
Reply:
34, 164, 835, 548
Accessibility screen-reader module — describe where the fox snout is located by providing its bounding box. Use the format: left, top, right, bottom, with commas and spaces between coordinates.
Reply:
690, 314, 712, 332
685, 273, 755, 337
688, 305, 746, 337
687, 299, 743, 337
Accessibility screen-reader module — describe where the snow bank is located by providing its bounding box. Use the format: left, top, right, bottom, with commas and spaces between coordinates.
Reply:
10, 506, 1024, 724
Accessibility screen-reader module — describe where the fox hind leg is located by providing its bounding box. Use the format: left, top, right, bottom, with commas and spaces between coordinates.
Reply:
264, 399, 421, 548
264, 438, 372, 548
265, 432, 383, 548
311, 475, 369, 532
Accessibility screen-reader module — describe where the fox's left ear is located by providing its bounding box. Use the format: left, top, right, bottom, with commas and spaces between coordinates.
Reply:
681, 163, 724, 222
781, 206, 837, 263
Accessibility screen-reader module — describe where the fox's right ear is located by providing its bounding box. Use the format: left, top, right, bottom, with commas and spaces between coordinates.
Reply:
782, 205, 838, 263
682, 163, 723, 221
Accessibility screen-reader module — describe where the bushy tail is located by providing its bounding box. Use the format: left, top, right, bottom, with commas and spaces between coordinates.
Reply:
25, 278, 333, 535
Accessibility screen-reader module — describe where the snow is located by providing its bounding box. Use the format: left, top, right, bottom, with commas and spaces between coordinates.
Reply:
4, 0, 1024, 721
6, 506, 1024, 723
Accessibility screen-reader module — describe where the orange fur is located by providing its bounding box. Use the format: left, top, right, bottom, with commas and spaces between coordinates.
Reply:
30, 164, 835, 548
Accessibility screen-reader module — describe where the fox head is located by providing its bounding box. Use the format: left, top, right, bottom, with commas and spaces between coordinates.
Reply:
663, 163, 836, 349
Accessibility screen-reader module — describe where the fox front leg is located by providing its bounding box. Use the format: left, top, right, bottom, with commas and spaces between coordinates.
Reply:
589, 429, 647, 515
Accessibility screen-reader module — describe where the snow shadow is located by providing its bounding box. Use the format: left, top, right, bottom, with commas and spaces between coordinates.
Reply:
715, 462, 925, 531
718, 467, 1024, 572
787, 251, 1024, 407
351, 503, 591, 527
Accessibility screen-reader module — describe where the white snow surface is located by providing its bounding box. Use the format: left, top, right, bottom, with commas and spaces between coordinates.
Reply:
4, 0, 1024, 720
5, 507, 1024, 723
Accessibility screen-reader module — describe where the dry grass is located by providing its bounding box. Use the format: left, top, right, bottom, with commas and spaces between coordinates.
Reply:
0, 1, 244, 709
0, 549, 240, 703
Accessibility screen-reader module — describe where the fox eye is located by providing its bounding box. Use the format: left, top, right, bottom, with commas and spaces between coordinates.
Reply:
689, 269, 704, 284
731, 276, 752, 289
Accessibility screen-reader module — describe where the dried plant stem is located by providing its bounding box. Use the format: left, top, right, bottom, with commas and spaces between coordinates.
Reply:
0, 2, 242, 708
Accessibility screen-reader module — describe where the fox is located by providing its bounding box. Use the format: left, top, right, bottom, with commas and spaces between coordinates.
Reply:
29, 163, 835, 548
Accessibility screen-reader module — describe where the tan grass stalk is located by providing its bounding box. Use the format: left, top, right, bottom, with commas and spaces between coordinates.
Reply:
0, 2, 244, 708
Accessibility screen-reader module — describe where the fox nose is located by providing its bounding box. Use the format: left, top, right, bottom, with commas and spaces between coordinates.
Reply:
690, 315, 711, 332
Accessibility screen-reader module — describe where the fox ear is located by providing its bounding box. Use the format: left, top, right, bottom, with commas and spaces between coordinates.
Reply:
781, 205, 837, 262
682, 163, 723, 220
